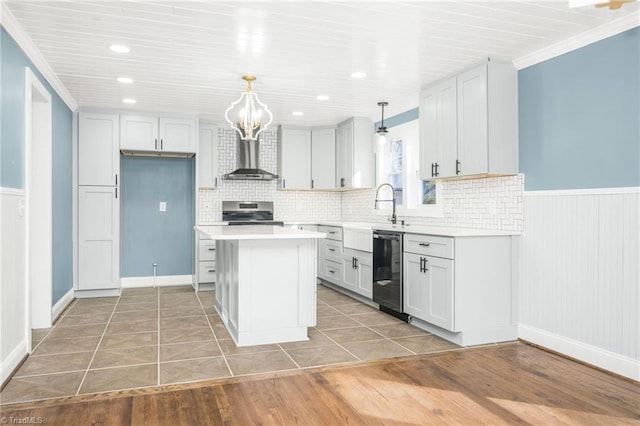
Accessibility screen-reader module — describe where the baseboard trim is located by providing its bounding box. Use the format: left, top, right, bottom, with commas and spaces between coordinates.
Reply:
0, 340, 28, 386
52, 288, 75, 322
74, 289, 121, 299
518, 324, 640, 381
121, 275, 194, 288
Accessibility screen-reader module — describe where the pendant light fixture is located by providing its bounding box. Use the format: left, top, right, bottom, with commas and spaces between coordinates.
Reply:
225, 75, 273, 141
377, 101, 389, 144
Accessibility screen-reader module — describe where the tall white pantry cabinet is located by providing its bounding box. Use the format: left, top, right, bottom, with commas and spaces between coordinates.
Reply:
77, 113, 120, 292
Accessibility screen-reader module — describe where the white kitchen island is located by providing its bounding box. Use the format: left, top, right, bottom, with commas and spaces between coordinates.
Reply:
195, 225, 326, 347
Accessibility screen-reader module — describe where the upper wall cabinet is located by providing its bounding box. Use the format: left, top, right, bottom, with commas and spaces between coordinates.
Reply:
198, 124, 219, 188
311, 127, 336, 190
279, 126, 312, 190
279, 126, 336, 190
120, 115, 197, 154
336, 117, 375, 189
420, 60, 517, 180
79, 113, 120, 186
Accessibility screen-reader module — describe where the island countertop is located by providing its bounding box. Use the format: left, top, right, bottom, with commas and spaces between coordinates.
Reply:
195, 225, 326, 240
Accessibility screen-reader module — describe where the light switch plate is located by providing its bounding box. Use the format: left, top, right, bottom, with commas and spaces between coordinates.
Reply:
159, 201, 167, 212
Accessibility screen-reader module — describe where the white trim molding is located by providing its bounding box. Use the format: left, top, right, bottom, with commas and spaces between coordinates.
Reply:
514, 12, 640, 70
52, 288, 75, 322
525, 186, 640, 197
121, 275, 194, 288
0, 339, 27, 386
0, 187, 26, 196
0, 3, 77, 110
519, 325, 640, 381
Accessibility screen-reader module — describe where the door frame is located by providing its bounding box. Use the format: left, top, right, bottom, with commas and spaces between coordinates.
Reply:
24, 67, 53, 344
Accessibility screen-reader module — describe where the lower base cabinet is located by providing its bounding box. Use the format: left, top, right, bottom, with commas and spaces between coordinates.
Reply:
403, 233, 516, 346
78, 186, 120, 290
403, 252, 454, 330
341, 249, 372, 299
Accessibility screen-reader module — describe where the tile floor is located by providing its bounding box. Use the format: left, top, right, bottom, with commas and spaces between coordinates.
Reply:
0, 284, 461, 405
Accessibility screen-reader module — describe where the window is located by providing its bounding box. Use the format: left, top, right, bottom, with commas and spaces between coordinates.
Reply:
376, 119, 442, 216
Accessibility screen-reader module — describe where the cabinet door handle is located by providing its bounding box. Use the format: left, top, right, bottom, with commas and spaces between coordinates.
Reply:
354, 258, 358, 269
340, 178, 345, 187
431, 163, 435, 177
155, 138, 158, 150
456, 160, 461, 175
424, 258, 429, 273
161, 139, 164, 150
311, 179, 314, 189
283, 179, 286, 189
418, 242, 431, 247
435, 163, 439, 177
115, 174, 118, 185
214, 177, 218, 186
115, 188, 118, 199
419, 257, 424, 273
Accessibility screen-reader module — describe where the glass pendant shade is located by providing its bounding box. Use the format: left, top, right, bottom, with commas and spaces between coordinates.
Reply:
225, 75, 273, 141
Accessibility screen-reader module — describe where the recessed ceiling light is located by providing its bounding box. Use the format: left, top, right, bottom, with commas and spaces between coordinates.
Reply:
117, 77, 133, 84
292, 111, 304, 116
317, 95, 330, 101
122, 98, 136, 104
110, 44, 130, 53
351, 72, 367, 79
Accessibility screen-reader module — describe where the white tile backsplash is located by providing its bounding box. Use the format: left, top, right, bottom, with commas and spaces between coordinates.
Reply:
199, 127, 522, 230
340, 174, 524, 231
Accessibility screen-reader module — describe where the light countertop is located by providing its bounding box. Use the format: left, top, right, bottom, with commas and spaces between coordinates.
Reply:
195, 225, 326, 240
313, 222, 520, 237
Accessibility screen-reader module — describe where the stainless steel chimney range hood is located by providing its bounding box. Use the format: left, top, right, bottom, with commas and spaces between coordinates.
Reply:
223, 133, 278, 181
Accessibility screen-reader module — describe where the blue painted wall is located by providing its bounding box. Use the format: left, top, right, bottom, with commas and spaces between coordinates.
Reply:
1, 27, 73, 305
519, 27, 640, 190
121, 157, 195, 277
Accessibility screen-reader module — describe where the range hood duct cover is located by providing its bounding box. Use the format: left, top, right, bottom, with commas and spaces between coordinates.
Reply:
223, 134, 278, 180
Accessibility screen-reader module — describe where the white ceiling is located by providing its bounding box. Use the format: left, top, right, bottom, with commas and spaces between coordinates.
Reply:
4, 1, 639, 126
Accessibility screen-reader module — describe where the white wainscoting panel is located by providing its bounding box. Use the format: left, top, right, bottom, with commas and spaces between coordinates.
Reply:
519, 188, 639, 379
0, 188, 28, 384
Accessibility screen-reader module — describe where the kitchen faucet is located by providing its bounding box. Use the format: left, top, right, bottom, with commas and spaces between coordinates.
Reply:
374, 183, 397, 225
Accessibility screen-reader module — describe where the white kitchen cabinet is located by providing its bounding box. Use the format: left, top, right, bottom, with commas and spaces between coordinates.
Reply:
403, 252, 454, 330
279, 127, 312, 189
318, 225, 343, 284
79, 113, 120, 186
419, 60, 517, 179
120, 115, 196, 154
342, 249, 373, 299
78, 186, 120, 290
403, 232, 516, 346
419, 78, 457, 179
311, 127, 336, 189
198, 124, 219, 188
336, 117, 375, 189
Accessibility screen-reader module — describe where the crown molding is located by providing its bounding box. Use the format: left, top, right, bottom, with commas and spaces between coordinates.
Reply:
513, 11, 640, 70
1, 3, 78, 110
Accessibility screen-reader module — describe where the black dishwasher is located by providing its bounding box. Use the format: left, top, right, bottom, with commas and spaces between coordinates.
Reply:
373, 230, 409, 322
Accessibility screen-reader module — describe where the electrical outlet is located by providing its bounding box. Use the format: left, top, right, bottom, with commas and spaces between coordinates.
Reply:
159, 201, 167, 212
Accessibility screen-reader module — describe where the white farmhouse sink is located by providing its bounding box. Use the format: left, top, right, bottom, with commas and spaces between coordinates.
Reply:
342, 223, 373, 252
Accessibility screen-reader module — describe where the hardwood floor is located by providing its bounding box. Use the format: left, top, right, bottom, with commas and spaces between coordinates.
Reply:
1, 342, 638, 425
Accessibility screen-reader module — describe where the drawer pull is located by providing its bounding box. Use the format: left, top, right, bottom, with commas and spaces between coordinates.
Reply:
208, 269, 215, 273
328, 270, 335, 274
418, 243, 431, 247
328, 231, 336, 234
328, 248, 336, 252
208, 248, 215, 251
